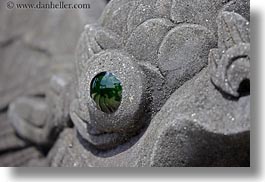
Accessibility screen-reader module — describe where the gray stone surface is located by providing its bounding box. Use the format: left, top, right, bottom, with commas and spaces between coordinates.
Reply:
47, 0, 249, 167
0, 147, 44, 167
0, 0, 107, 166
72, 50, 147, 149
0, 113, 45, 167
49, 67, 249, 167
0, 0, 107, 109
209, 11, 250, 97
0, 113, 28, 152
1, 0, 250, 167
158, 24, 215, 92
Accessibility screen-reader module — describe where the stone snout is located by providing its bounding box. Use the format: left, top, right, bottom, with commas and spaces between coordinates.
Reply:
70, 50, 167, 150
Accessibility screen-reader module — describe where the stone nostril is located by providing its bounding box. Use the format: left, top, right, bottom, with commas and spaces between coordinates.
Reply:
237, 79, 250, 97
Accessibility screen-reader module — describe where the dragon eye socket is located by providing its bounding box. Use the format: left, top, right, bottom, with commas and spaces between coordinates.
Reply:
90, 72, 122, 114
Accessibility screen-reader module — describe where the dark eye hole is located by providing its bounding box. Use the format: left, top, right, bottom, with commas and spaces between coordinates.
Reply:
237, 79, 250, 97
90, 72, 122, 113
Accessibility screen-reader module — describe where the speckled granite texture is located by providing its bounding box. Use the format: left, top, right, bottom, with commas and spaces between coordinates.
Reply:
0, 0, 250, 167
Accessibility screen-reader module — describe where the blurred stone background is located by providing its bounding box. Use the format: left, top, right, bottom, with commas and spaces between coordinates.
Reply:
0, 0, 108, 166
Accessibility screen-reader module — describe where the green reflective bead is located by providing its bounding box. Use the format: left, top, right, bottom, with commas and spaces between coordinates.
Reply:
90, 72, 122, 113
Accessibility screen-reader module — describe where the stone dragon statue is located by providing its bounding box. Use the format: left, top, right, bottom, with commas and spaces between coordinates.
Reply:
0, 0, 250, 166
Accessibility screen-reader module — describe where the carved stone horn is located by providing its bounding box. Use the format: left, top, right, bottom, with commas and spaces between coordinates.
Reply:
209, 11, 250, 97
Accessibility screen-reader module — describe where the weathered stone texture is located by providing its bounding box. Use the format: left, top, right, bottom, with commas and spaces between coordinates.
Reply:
0, 0, 250, 167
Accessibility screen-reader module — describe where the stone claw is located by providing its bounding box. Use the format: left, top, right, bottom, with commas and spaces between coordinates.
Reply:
8, 97, 52, 145
7, 73, 73, 146
209, 11, 250, 97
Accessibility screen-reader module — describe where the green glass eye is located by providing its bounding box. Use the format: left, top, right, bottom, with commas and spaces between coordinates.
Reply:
90, 72, 122, 113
